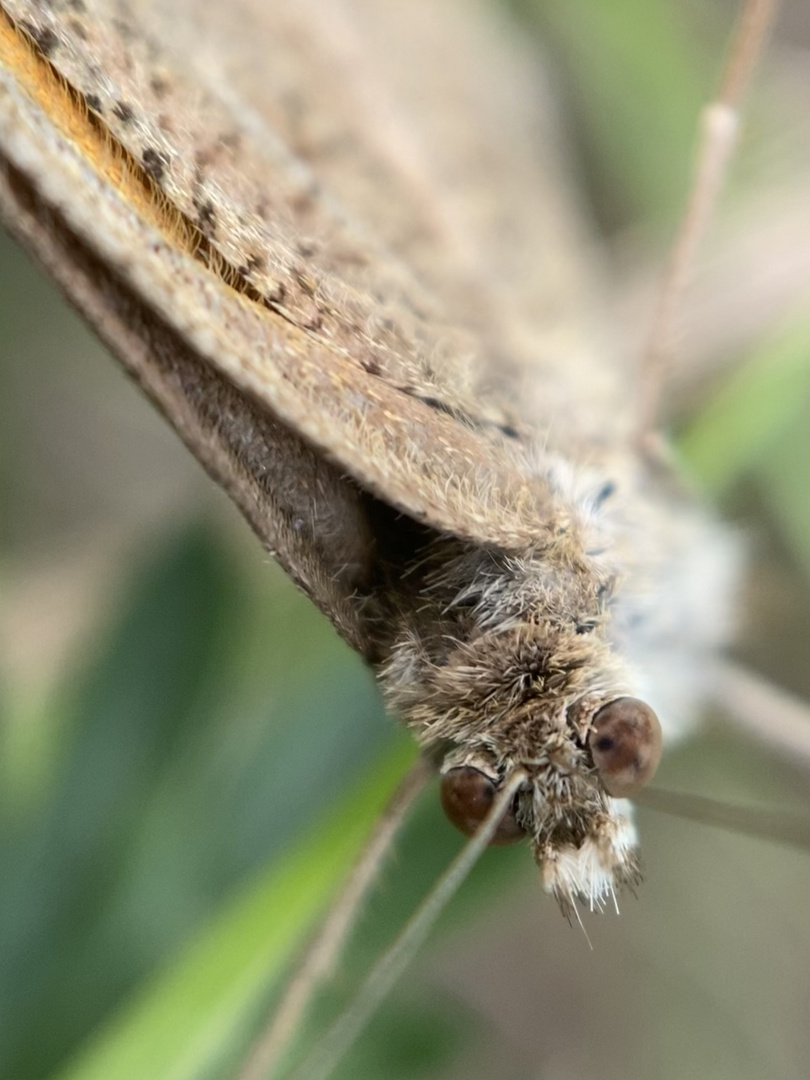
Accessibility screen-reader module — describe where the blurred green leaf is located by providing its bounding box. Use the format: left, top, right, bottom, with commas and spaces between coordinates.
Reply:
679, 312, 810, 494
51, 741, 416, 1080
0, 519, 392, 1080
0, 523, 245, 1075
517, 0, 707, 227
757, 405, 810, 577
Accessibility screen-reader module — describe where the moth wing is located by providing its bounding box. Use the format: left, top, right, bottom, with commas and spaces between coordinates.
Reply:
0, 110, 379, 654
190, 0, 628, 452
1, 0, 627, 551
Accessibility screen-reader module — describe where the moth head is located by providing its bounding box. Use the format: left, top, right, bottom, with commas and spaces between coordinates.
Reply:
436, 694, 662, 910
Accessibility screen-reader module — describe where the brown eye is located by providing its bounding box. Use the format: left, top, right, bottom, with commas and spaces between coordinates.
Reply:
588, 697, 662, 797
439, 767, 526, 845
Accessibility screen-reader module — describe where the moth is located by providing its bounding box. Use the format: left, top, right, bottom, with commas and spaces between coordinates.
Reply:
1, 0, 809, 1078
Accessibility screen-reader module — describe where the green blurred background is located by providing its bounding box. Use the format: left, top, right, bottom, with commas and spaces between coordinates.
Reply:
2, 2, 810, 1079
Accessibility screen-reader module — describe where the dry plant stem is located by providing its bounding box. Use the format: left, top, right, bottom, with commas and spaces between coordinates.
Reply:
281, 768, 529, 1080
637, 0, 781, 437
237, 757, 433, 1080
710, 658, 810, 767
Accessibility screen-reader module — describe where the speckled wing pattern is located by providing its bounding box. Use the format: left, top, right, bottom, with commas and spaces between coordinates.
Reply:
0, 0, 625, 642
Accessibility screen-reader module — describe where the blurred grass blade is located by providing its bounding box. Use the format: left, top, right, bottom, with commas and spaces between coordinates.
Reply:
0, 513, 395, 1080
50, 741, 417, 1080
521, 0, 705, 226
0, 522, 245, 1075
678, 309, 810, 493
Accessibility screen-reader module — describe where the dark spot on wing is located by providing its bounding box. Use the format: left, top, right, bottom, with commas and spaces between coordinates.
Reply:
150, 75, 169, 98
263, 281, 286, 305
69, 19, 87, 40
22, 22, 58, 57
113, 100, 134, 123
112, 17, 135, 43
142, 146, 168, 183
85, 93, 103, 115
196, 199, 216, 237
237, 254, 265, 278
413, 393, 464, 419
291, 189, 315, 216
220, 130, 241, 150
292, 267, 317, 298
396, 385, 522, 441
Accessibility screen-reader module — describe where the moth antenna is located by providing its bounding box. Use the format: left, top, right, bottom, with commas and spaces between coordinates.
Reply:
709, 658, 810, 767
637, 0, 781, 440
636, 788, 810, 852
236, 757, 432, 1080
280, 769, 528, 1080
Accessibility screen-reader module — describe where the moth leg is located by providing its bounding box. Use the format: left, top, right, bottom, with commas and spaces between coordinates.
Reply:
709, 658, 810, 767
235, 757, 432, 1080
637, 0, 781, 439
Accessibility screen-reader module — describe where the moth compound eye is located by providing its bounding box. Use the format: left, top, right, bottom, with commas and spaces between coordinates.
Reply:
439, 767, 526, 845
588, 697, 662, 797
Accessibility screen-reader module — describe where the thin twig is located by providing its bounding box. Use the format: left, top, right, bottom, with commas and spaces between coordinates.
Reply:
637, 0, 781, 438
282, 768, 528, 1080
636, 787, 810, 851
236, 757, 432, 1080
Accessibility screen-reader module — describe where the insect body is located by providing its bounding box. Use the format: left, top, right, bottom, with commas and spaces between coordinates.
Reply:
0, 0, 747, 912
